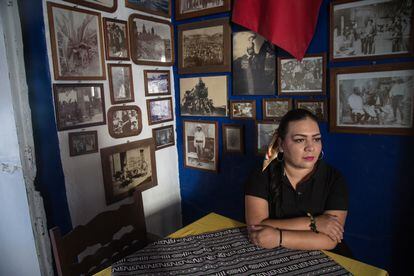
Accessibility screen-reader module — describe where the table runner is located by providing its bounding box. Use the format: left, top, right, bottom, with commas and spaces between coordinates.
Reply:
112, 227, 351, 275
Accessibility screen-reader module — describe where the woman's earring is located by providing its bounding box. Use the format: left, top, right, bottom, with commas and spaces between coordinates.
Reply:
318, 150, 324, 160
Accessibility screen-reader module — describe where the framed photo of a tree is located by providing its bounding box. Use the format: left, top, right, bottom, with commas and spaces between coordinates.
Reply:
175, 0, 231, 20
125, 0, 171, 18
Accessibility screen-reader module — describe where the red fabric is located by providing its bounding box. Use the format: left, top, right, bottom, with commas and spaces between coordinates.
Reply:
232, 0, 323, 60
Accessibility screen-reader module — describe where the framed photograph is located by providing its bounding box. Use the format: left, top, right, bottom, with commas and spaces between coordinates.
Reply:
278, 53, 326, 96
108, 64, 134, 104
295, 99, 327, 122
229, 100, 256, 120
62, 0, 117, 12
103, 18, 130, 60
175, 0, 231, 20
222, 124, 244, 154
144, 70, 171, 97
146, 97, 174, 125
330, 0, 414, 61
125, 0, 171, 18
183, 120, 218, 172
47, 2, 106, 80
128, 14, 174, 66
100, 138, 157, 205
53, 83, 106, 131
330, 63, 414, 135
68, 131, 98, 157
180, 76, 228, 117
256, 121, 279, 154
178, 18, 231, 74
152, 125, 175, 150
233, 31, 276, 95
107, 105, 142, 138
262, 99, 293, 121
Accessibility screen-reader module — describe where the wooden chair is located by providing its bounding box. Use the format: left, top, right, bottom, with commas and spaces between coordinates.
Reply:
49, 191, 148, 276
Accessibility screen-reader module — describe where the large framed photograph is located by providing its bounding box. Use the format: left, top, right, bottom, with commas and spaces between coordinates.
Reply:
103, 18, 130, 60
53, 83, 106, 131
256, 121, 279, 155
100, 138, 157, 205
125, 0, 171, 18
144, 70, 171, 97
180, 76, 228, 117
128, 14, 174, 66
330, 63, 414, 135
62, 0, 117, 12
233, 31, 276, 95
107, 105, 142, 138
222, 124, 244, 154
175, 0, 231, 20
178, 18, 231, 74
146, 97, 174, 125
262, 99, 293, 121
330, 0, 414, 61
152, 125, 175, 150
108, 64, 134, 104
47, 2, 106, 80
278, 54, 326, 96
229, 100, 256, 120
183, 120, 218, 172
295, 99, 327, 122
68, 131, 98, 157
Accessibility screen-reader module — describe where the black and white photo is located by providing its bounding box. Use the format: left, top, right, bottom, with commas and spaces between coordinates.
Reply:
108, 64, 134, 104
68, 131, 98, 157
152, 125, 175, 150
230, 100, 256, 120
146, 97, 174, 125
144, 70, 171, 96
63, 0, 117, 12
295, 99, 327, 122
125, 0, 171, 18
256, 121, 279, 154
103, 18, 130, 60
107, 106, 142, 138
263, 99, 292, 120
222, 124, 244, 154
176, 0, 231, 20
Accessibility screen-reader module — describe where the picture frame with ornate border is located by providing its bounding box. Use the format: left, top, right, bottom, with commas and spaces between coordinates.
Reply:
175, 0, 231, 20
144, 70, 171, 97
107, 105, 142, 138
63, 0, 117, 12
108, 64, 135, 104
262, 98, 293, 121
229, 100, 256, 120
222, 124, 244, 154
146, 97, 174, 125
47, 2, 106, 80
125, 0, 171, 18
152, 125, 175, 151
255, 120, 279, 155
103, 18, 130, 61
100, 138, 157, 205
178, 18, 231, 74
68, 130, 99, 157
295, 99, 328, 122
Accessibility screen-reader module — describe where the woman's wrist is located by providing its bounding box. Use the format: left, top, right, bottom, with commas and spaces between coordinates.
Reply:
275, 228, 283, 247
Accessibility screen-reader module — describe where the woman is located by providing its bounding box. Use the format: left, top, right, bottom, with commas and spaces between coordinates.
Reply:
245, 109, 350, 256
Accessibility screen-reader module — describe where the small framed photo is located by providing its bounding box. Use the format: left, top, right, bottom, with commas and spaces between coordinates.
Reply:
233, 31, 276, 95
278, 53, 326, 96
330, 63, 414, 135
256, 121, 279, 155
175, 0, 231, 20
178, 18, 231, 74
103, 18, 130, 60
62, 0, 117, 12
53, 83, 106, 131
222, 124, 244, 154
230, 100, 256, 120
144, 70, 171, 97
152, 125, 175, 150
180, 76, 228, 117
330, 0, 413, 61
108, 64, 134, 104
107, 105, 142, 138
128, 14, 174, 66
125, 0, 171, 18
68, 131, 98, 157
183, 120, 218, 172
262, 99, 293, 121
295, 99, 327, 122
47, 2, 106, 80
100, 138, 157, 205
146, 97, 174, 125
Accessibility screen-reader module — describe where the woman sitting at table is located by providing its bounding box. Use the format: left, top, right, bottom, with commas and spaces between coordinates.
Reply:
245, 109, 351, 257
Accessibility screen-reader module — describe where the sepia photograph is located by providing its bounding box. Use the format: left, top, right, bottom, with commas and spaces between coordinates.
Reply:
152, 125, 175, 150
63, 0, 117, 12
175, 0, 231, 20
330, 0, 413, 61
180, 76, 228, 117
68, 130, 98, 157
144, 70, 171, 97
233, 31, 276, 95
183, 120, 218, 172
107, 105, 142, 138
222, 124, 244, 154
47, 2, 106, 80
263, 98, 293, 121
108, 64, 134, 104
53, 83, 106, 131
295, 99, 327, 122
129, 14, 174, 66
100, 138, 157, 205
278, 54, 326, 95
125, 0, 171, 18
146, 97, 174, 125
230, 100, 256, 120
178, 18, 231, 74
103, 18, 130, 60
256, 121, 279, 154
330, 63, 414, 135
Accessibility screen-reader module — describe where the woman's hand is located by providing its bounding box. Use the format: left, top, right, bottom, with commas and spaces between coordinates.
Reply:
315, 214, 344, 243
247, 225, 280, 249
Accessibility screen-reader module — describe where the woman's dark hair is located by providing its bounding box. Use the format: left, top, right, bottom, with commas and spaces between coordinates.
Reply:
277, 108, 319, 141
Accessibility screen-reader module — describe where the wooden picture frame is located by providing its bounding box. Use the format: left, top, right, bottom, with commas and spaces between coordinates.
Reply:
175, 0, 231, 20
103, 18, 130, 61
53, 83, 106, 131
125, 0, 171, 18
63, 0, 117, 12
295, 99, 328, 122
128, 14, 174, 66
256, 121, 279, 155
68, 131, 98, 157
262, 98, 293, 121
146, 97, 174, 125
47, 2, 106, 80
108, 64, 134, 104
222, 124, 244, 154
100, 138, 157, 205
229, 100, 256, 120
144, 70, 171, 97
178, 18, 231, 74
152, 125, 175, 151
183, 120, 218, 172
107, 105, 142, 138
330, 63, 414, 135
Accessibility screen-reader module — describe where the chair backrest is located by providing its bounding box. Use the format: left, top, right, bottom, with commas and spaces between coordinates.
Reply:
49, 191, 148, 276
